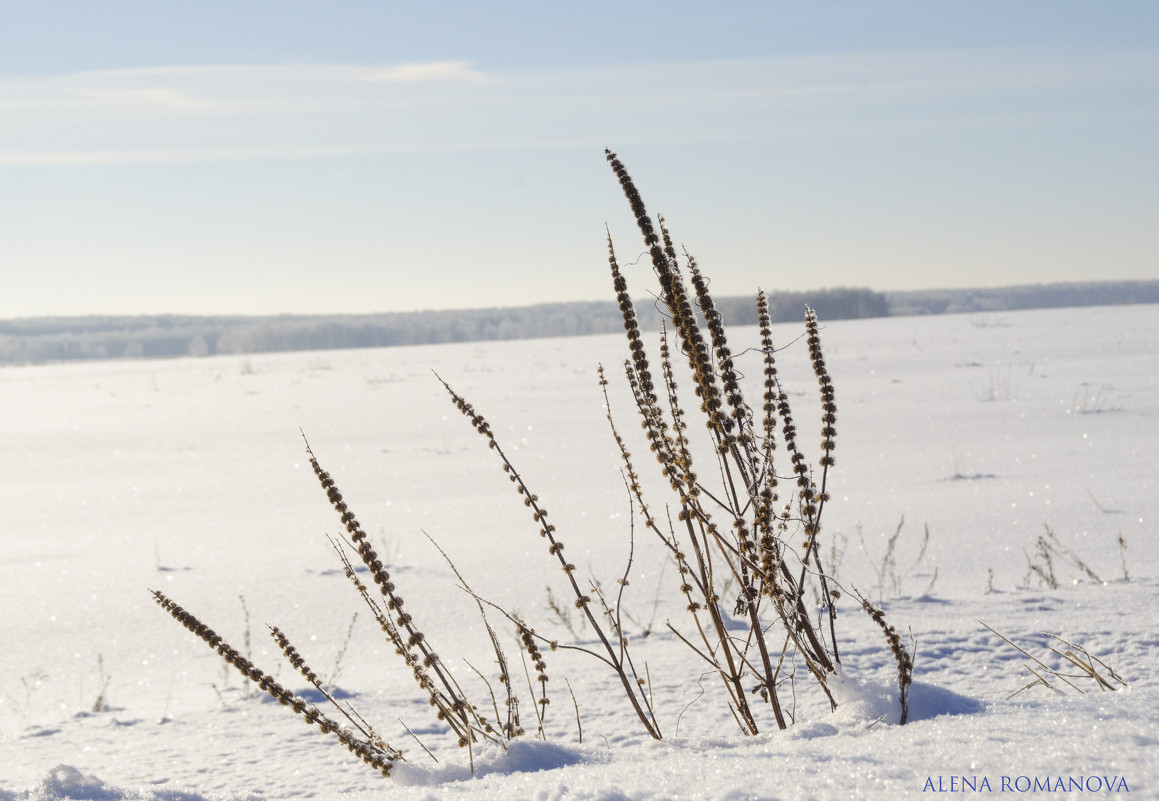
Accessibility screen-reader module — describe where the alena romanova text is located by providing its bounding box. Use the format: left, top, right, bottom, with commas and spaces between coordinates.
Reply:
923, 775, 1130, 793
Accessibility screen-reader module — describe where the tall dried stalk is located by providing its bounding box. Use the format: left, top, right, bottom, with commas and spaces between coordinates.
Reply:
152, 591, 402, 777
438, 374, 663, 739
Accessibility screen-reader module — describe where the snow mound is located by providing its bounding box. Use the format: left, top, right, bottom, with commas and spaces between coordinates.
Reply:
0, 765, 256, 801
393, 739, 592, 785
831, 673, 985, 726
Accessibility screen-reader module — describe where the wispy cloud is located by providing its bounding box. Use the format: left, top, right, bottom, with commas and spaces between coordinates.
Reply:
73, 87, 218, 112
359, 61, 488, 83
1, 49, 1155, 167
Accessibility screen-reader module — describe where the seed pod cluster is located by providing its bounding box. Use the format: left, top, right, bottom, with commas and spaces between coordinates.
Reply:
806, 307, 837, 468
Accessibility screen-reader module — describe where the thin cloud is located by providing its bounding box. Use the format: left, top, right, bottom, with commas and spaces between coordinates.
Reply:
359, 61, 488, 83
72, 87, 218, 112
0, 49, 1154, 166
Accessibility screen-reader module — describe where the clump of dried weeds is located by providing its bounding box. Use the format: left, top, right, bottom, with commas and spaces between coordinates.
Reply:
154, 150, 913, 780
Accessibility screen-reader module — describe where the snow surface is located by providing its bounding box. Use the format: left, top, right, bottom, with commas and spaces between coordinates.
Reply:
1, 304, 1157, 800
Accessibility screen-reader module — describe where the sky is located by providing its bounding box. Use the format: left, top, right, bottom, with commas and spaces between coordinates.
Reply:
1, 1, 1156, 318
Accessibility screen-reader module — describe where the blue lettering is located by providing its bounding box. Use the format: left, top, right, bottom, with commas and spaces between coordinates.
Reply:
1001, 776, 1012, 792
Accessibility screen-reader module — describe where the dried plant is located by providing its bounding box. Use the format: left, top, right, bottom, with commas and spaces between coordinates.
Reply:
155, 149, 916, 783
1023, 524, 1102, 589
438, 374, 662, 739
90, 654, 111, 714
861, 599, 914, 724
980, 622, 1127, 700
152, 590, 402, 777
438, 151, 912, 734
859, 516, 938, 601
154, 436, 554, 780
593, 149, 909, 730
544, 585, 581, 638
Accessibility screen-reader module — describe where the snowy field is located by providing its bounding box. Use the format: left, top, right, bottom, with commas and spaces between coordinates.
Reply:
1, 303, 1156, 800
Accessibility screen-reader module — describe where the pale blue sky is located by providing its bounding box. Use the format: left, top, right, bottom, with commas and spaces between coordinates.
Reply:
1, 1, 1156, 318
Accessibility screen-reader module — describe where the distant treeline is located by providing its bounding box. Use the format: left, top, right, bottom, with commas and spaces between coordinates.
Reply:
885, 280, 1159, 316
1, 281, 1154, 365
